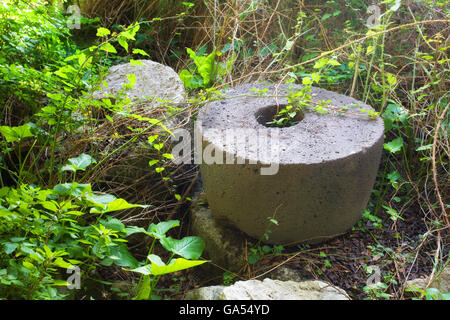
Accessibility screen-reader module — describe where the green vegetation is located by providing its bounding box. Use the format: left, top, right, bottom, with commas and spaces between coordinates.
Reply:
0, 0, 448, 300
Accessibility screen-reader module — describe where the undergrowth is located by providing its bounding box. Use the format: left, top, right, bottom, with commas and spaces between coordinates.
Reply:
0, 0, 448, 300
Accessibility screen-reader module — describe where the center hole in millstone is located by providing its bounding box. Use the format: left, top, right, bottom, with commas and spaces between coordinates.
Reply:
255, 104, 305, 128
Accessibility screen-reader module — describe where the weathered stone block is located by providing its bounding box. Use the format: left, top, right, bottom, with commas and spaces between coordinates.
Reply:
196, 83, 384, 245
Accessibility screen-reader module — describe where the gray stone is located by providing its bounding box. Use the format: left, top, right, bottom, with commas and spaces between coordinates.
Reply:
406, 266, 450, 294
196, 82, 384, 245
268, 266, 306, 282
93, 59, 185, 105
189, 203, 248, 274
92, 60, 186, 131
185, 278, 350, 300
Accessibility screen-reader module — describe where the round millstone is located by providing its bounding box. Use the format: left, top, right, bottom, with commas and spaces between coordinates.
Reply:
196, 82, 384, 245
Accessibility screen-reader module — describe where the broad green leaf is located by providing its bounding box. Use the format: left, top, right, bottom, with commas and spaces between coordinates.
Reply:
147, 254, 165, 266
0, 124, 34, 143
102, 218, 125, 232
386, 73, 397, 86
53, 258, 72, 269
53, 280, 70, 286
0, 209, 13, 218
84, 193, 117, 206
96, 27, 111, 37
416, 144, 433, 152
118, 38, 129, 52
150, 258, 207, 276
322, 13, 332, 21
179, 69, 194, 88
65, 210, 85, 216
153, 143, 164, 151
47, 93, 63, 101
132, 49, 149, 57
124, 226, 148, 237
159, 236, 205, 259
134, 275, 152, 300
61, 153, 96, 172
53, 183, 92, 197
130, 264, 152, 275
197, 51, 216, 85
108, 244, 139, 268
3, 242, 18, 254
147, 220, 180, 239
384, 137, 404, 154
41, 201, 58, 213
90, 198, 146, 213
366, 45, 376, 55
21, 247, 44, 262
22, 261, 35, 270
101, 43, 117, 54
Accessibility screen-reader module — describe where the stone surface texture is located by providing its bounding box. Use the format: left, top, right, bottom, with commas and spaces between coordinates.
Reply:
189, 203, 248, 274
196, 82, 384, 245
406, 266, 450, 294
93, 59, 185, 105
185, 278, 350, 300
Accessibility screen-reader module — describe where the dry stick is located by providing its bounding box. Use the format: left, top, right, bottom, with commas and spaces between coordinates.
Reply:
425, 232, 442, 296
223, 19, 449, 85
431, 103, 450, 227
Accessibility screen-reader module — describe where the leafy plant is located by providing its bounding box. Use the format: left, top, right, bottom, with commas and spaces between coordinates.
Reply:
0, 154, 147, 299
124, 220, 207, 300
180, 47, 231, 89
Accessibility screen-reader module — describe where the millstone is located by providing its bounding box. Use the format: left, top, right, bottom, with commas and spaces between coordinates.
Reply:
196, 82, 384, 245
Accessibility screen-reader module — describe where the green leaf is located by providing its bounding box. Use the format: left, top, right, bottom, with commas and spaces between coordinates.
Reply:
386, 73, 397, 86
53, 257, 72, 269
159, 236, 205, 259
147, 220, 180, 239
102, 218, 125, 232
150, 258, 207, 276
162, 153, 174, 159
61, 153, 96, 172
22, 261, 35, 270
416, 144, 433, 152
96, 27, 111, 37
384, 137, 404, 154
90, 198, 146, 214
132, 49, 149, 57
3, 242, 18, 254
124, 226, 148, 237
0, 209, 13, 218
129, 264, 152, 275
53, 280, 70, 286
322, 13, 332, 21
41, 201, 58, 212
130, 59, 144, 66
0, 124, 34, 143
197, 51, 216, 85
84, 193, 117, 206
101, 43, 117, 54
109, 244, 139, 268
118, 38, 129, 52
179, 69, 194, 88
